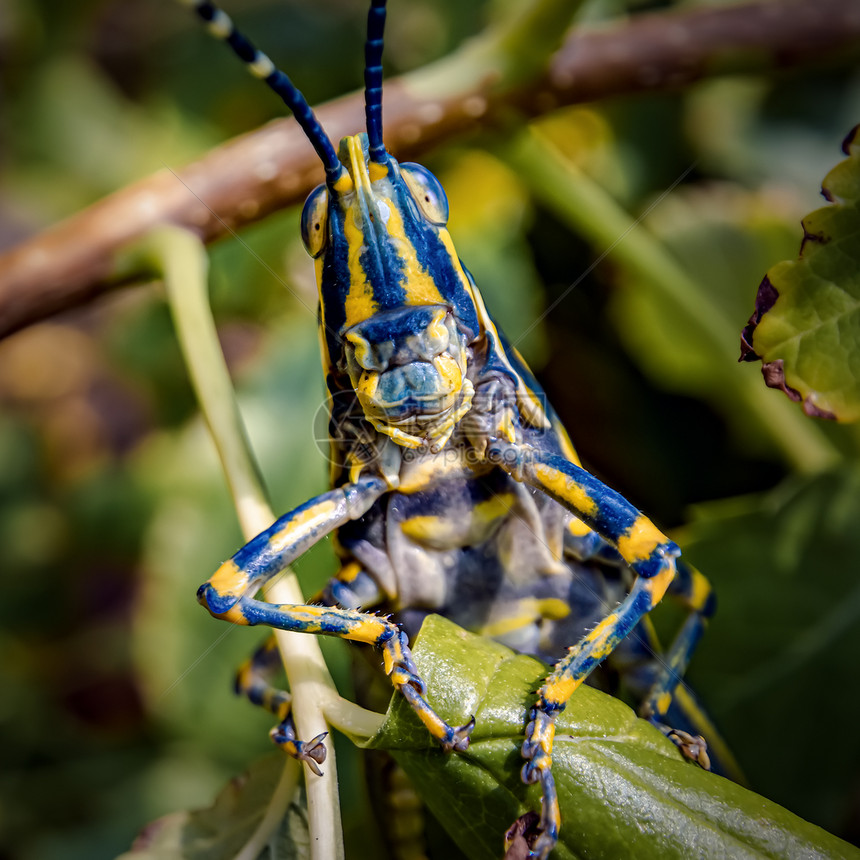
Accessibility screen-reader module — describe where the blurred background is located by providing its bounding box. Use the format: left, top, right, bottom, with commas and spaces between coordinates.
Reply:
1, 0, 860, 857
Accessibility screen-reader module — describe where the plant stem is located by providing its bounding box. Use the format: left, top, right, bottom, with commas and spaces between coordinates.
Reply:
146, 225, 347, 860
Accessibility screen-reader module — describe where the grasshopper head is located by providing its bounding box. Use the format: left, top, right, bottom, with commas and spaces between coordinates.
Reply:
302, 134, 478, 449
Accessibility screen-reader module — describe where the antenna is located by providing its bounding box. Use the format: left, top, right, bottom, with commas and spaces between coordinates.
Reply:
364, 0, 388, 161
180, 0, 341, 176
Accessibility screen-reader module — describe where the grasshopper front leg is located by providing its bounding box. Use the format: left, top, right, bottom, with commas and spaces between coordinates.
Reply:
486, 439, 680, 859
198, 477, 473, 764
197, 478, 387, 619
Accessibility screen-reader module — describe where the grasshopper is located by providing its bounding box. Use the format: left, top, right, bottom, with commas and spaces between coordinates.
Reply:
181, 0, 722, 855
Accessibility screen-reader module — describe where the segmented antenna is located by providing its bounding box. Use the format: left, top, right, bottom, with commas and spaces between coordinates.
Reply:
364, 0, 388, 161
179, 0, 341, 176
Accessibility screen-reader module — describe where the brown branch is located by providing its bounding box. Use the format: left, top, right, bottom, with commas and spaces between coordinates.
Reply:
1, 0, 858, 339
543, 0, 860, 103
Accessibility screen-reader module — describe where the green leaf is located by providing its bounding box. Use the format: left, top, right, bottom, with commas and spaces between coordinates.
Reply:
741, 125, 860, 421
368, 615, 858, 860
680, 464, 860, 838
115, 754, 307, 860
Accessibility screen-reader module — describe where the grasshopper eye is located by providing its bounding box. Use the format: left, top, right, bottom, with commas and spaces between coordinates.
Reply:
400, 163, 449, 226
301, 184, 328, 258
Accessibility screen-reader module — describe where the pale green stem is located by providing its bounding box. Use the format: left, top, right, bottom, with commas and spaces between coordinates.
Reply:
324, 697, 385, 742
508, 129, 840, 474
143, 225, 364, 860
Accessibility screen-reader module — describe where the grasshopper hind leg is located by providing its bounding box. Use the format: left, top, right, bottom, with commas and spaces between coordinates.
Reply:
235, 562, 388, 775
636, 559, 725, 774
235, 635, 328, 775
608, 560, 744, 781
317, 560, 387, 611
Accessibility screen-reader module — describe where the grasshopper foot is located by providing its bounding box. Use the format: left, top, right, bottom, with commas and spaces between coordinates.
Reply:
270, 721, 328, 777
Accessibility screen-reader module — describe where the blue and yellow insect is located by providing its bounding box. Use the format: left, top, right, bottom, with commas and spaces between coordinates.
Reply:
181, 0, 728, 855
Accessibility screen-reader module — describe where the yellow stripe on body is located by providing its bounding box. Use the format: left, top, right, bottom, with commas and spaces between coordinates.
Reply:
344, 330, 375, 369
277, 604, 389, 644
431, 351, 463, 392
398, 488, 516, 542
567, 518, 593, 538
400, 493, 515, 547
383, 202, 447, 307
339, 133, 449, 327
688, 566, 713, 611
235, 660, 255, 695
266, 499, 339, 556
342, 208, 378, 328
209, 558, 248, 600
655, 691, 673, 716
368, 160, 388, 183
337, 560, 363, 584
530, 710, 556, 757
473, 493, 515, 523
538, 597, 572, 620
437, 229, 474, 300
399, 514, 452, 545
479, 597, 570, 638
533, 463, 599, 520
354, 369, 379, 403
396, 447, 476, 493
424, 307, 449, 346
481, 613, 536, 639
553, 418, 582, 467
330, 150, 376, 330
616, 515, 669, 564
332, 169, 353, 195
641, 566, 674, 605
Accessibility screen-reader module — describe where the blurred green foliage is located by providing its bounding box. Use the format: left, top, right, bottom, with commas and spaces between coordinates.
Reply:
2, 0, 860, 858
